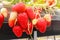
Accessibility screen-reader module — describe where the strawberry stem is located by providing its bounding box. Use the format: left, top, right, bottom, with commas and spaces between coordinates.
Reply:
30, 34, 33, 40
43, 5, 56, 16
49, 7, 56, 15
28, 21, 33, 40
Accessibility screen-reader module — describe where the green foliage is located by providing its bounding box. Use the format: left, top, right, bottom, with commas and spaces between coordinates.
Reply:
56, 0, 60, 8
34, 0, 45, 4
3, 0, 60, 9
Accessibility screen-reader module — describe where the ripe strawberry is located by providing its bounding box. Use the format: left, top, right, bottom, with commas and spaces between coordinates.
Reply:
36, 18, 47, 33
17, 12, 28, 29
8, 11, 17, 28
0, 8, 8, 18
26, 7, 35, 20
0, 14, 4, 28
12, 2, 26, 13
44, 14, 52, 27
25, 22, 33, 35
12, 26, 22, 37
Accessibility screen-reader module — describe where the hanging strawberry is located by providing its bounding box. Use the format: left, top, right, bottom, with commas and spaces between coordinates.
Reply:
12, 25, 23, 37
36, 18, 47, 33
26, 7, 35, 20
17, 12, 28, 29
44, 14, 52, 27
8, 11, 17, 28
12, 2, 26, 13
0, 14, 4, 28
0, 8, 8, 18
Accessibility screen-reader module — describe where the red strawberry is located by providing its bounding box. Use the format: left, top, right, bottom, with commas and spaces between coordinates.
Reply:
12, 26, 22, 37
44, 14, 52, 27
12, 2, 26, 13
26, 7, 35, 20
25, 22, 33, 35
0, 8, 8, 18
0, 14, 4, 28
36, 18, 47, 33
8, 11, 17, 28
17, 12, 28, 29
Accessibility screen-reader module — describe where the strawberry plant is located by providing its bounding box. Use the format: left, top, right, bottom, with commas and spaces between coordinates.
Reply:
0, 0, 59, 38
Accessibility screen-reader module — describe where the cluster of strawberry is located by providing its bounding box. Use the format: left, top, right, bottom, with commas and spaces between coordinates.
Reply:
8, 2, 52, 37
0, 2, 52, 38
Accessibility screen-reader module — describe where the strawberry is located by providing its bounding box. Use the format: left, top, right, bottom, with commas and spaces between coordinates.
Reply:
0, 14, 4, 28
12, 26, 22, 37
0, 8, 8, 18
12, 2, 26, 13
17, 12, 28, 29
26, 7, 35, 20
44, 14, 51, 27
8, 11, 17, 28
36, 18, 47, 33
25, 22, 33, 35
46, 0, 57, 7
